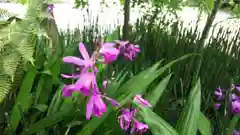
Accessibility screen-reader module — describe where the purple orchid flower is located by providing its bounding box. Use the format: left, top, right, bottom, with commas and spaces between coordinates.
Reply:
86, 78, 119, 120
99, 42, 120, 63
133, 94, 152, 107
119, 108, 137, 131
234, 129, 240, 135
62, 43, 97, 97
118, 108, 149, 134
86, 93, 119, 120
123, 44, 140, 61
215, 87, 224, 100
116, 40, 140, 61
232, 100, 240, 113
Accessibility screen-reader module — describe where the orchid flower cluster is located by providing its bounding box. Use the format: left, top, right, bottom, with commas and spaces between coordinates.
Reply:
61, 40, 149, 133
215, 85, 240, 135
118, 94, 152, 134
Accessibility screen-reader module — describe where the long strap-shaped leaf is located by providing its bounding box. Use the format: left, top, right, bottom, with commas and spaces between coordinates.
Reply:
176, 78, 201, 135
138, 106, 179, 135
146, 73, 172, 107
10, 66, 37, 132
198, 112, 213, 135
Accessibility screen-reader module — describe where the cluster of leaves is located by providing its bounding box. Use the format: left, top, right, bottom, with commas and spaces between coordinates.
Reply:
0, 0, 57, 103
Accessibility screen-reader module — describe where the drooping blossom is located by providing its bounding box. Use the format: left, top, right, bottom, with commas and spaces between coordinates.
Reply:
119, 108, 137, 130
118, 108, 149, 134
118, 95, 150, 133
86, 93, 120, 120
234, 129, 240, 135
215, 87, 224, 100
86, 78, 119, 120
99, 42, 120, 63
131, 120, 149, 133
133, 94, 152, 107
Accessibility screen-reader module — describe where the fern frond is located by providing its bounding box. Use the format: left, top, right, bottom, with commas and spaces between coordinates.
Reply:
0, 0, 50, 103
2, 51, 21, 81
0, 74, 11, 103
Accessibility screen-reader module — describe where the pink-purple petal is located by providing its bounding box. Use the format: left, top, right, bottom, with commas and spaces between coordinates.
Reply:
133, 94, 152, 107
102, 95, 120, 106
86, 96, 94, 120
79, 42, 90, 60
63, 56, 85, 66
62, 84, 75, 97
61, 74, 81, 79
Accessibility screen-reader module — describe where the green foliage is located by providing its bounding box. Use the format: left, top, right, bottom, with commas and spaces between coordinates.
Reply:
198, 112, 213, 135
0, 0, 54, 103
176, 79, 201, 135
1, 0, 240, 134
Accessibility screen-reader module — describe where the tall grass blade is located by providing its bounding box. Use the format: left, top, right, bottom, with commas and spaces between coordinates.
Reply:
176, 78, 201, 135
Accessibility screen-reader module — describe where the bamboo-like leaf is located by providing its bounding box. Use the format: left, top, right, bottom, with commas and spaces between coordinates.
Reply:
47, 85, 64, 116
10, 66, 37, 131
138, 106, 179, 135
198, 112, 212, 135
176, 78, 201, 135
227, 114, 240, 135
146, 73, 172, 107
20, 99, 75, 135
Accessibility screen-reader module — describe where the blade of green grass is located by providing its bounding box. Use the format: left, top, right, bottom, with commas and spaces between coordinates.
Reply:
10, 65, 37, 131
146, 73, 172, 107
138, 106, 179, 135
198, 112, 212, 135
176, 78, 201, 135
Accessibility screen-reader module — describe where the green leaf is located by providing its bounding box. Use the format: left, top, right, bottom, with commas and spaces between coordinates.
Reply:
198, 112, 212, 135
227, 114, 240, 135
20, 99, 75, 135
32, 104, 48, 112
138, 106, 179, 135
176, 78, 201, 135
10, 66, 37, 131
146, 73, 172, 107
47, 85, 64, 116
